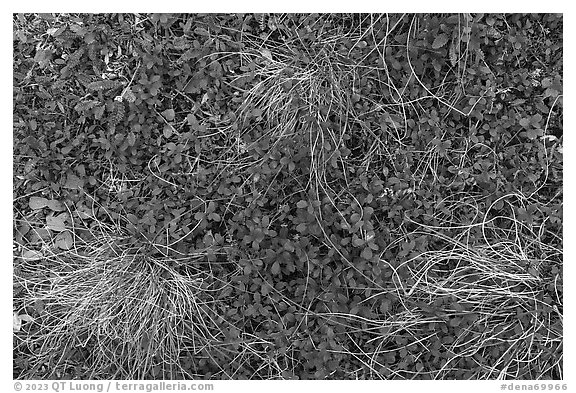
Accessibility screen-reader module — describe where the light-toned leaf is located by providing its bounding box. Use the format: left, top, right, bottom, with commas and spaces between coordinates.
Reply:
127, 132, 136, 146
13, 312, 34, 332
55, 231, 73, 250
29, 196, 49, 210
201, 92, 209, 105
21, 249, 43, 261
271, 261, 280, 275
162, 108, 175, 121
268, 17, 277, 31
46, 27, 59, 36
541, 135, 557, 142
432, 34, 449, 49
13, 312, 21, 332
449, 38, 457, 66
19, 314, 34, 323
46, 199, 65, 212
46, 215, 66, 232
260, 48, 273, 61
163, 124, 173, 138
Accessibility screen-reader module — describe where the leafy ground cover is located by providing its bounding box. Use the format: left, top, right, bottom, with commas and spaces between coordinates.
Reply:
13, 13, 562, 380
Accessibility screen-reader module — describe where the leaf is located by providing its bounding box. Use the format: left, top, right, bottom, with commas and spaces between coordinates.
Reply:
271, 261, 280, 275
296, 223, 307, 233
284, 241, 295, 252
14, 312, 34, 332
162, 108, 175, 121
127, 132, 136, 146
61, 145, 73, 155
46, 199, 65, 212
194, 27, 210, 36
368, 241, 379, 251
93, 105, 105, 119
187, 114, 197, 126
449, 39, 458, 66
296, 200, 308, 209
123, 88, 136, 103
13, 312, 21, 332
511, 99, 525, 106
432, 34, 449, 49
28, 228, 51, 244
363, 206, 374, 216
530, 113, 543, 126
449, 317, 462, 327
84, 32, 96, 44
260, 48, 273, 61
69, 24, 86, 36
46, 215, 66, 232
55, 231, 73, 250
163, 124, 173, 138
87, 80, 123, 91
19, 314, 34, 323
526, 128, 543, 140
48, 26, 65, 36
541, 135, 557, 142
378, 300, 391, 314
519, 118, 531, 128
64, 173, 83, 190
203, 231, 214, 246
34, 49, 51, 63
21, 249, 43, 261
261, 215, 270, 227
29, 196, 48, 210
361, 247, 373, 260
